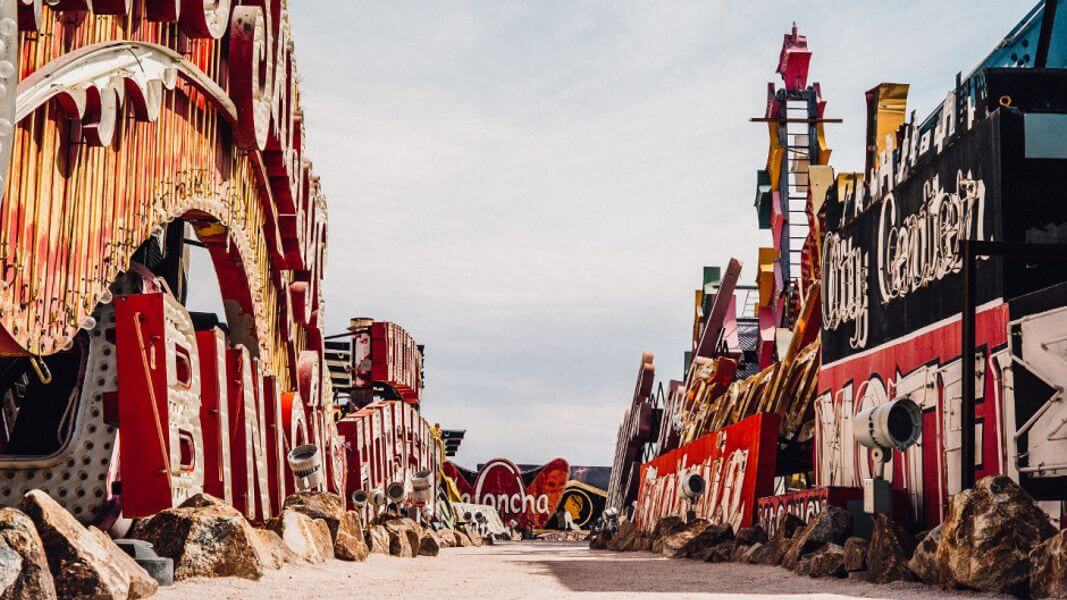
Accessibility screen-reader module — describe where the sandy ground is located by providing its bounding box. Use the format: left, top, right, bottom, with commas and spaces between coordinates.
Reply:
155, 541, 1012, 600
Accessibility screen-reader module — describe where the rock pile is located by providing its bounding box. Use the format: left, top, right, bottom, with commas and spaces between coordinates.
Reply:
589, 475, 1065, 598
0, 488, 479, 598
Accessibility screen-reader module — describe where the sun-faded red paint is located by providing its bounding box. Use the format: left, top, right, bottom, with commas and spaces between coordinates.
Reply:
815, 302, 1010, 529
634, 413, 779, 532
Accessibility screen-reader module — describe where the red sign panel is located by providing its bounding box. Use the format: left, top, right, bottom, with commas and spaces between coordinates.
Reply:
444, 458, 570, 529
756, 486, 912, 536
366, 322, 422, 404
815, 302, 1010, 529
634, 413, 778, 532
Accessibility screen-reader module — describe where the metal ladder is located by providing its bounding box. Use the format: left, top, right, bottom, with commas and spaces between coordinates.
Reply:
784, 100, 811, 280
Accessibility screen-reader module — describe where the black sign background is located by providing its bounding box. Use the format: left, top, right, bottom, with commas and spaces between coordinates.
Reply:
822, 114, 1002, 363
823, 108, 1067, 363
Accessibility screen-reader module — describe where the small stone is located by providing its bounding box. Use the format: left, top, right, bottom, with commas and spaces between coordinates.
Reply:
462, 525, 484, 548
794, 553, 816, 577
588, 531, 605, 550
842, 536, 869, 572
1030, 529, 1067, 599
867, 513, 917, 584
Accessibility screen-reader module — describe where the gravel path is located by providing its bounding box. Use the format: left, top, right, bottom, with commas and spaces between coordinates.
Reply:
155, 541, 1011, 599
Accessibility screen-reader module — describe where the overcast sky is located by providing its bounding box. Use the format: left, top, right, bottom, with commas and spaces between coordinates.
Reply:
281, 2, 1034, 468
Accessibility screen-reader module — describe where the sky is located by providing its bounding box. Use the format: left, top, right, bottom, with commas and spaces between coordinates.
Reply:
275, 1, 1036, 468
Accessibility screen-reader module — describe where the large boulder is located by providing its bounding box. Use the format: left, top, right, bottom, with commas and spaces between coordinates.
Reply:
678, 523, 733, 559
419, 532, 441, 557
658, 519, 709, 558
452, 530, 472, 548
937, 475, 1056, 594
635, 533, 653, 552
606, 518, 637, 551
737, 542, 765, 564
754, 513, 806, 566
735, 526, 767, 547
255, 529, 296, 569
128, 495, 268, 581
1030, 529, 1067, 599
782, 507, 851, 569
650, 517, 687, 553
89, 527, 158, 599
281, 492, 346, 540
0, 507, 56, 599
334, 512, 369, 562
384, 518, 421, 558
268, 510, 334, 564
802, 543, 846, 578
771, 512, 807, 539
436, 529, 457, 548
842, 536, 869, 573
588, 530, 610, 550
20, 490, 156, 598
0, 538, 22, 596
366, 525, 390, 554
462, 525, 484, 548
651, 516, 687, 537
699, 540, 736, 563
908, 525, 944, 585
867, 513, 917, 584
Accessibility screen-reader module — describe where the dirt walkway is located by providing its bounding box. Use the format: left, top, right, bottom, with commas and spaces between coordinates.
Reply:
156, 541, 1010, 599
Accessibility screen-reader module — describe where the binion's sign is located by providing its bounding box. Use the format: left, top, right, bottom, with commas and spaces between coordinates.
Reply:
633, 413, 778, 532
